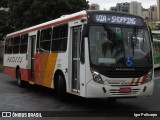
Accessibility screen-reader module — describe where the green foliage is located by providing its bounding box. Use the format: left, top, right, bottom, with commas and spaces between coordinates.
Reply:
0, 0, 9, 7
8, 0, 89, 31
0, 10, 13, 39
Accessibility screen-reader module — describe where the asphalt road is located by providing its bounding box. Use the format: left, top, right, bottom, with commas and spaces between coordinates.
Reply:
0, 69, 160, 120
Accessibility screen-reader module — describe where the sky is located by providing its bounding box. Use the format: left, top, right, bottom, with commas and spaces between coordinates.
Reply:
87, 0, 157, 10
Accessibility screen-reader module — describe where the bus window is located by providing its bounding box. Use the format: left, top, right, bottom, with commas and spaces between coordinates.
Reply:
13, 36, 20, 54
52, 24, 68, 52
40, 28, 52, 52
7, 38, 13, 54
20, 34, 28, 53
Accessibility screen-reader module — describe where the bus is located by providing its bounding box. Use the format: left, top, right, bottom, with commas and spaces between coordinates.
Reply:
3, 10, 154, 100
152, 30, 160, 68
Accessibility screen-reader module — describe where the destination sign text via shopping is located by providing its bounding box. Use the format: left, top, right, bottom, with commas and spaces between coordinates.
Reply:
94, 15, 142, 25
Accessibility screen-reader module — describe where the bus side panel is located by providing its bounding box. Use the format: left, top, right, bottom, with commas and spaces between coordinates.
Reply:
3, 66, 16, 78
34, 53, 41, 82
43, 53, 58, 88
34, 53, 49, 85
20, 69, 31, 81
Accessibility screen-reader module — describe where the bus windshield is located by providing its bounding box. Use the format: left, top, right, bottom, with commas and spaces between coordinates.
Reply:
89, 25, 152, 67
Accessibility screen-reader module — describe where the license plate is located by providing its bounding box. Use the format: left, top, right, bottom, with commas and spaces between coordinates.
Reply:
119, 88, 131, 93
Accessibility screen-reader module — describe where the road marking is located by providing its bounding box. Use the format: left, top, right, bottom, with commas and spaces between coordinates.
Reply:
154, 77, 160, 81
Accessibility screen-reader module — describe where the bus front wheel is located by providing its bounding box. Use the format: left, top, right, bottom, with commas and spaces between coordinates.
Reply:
57, 75, 66, 100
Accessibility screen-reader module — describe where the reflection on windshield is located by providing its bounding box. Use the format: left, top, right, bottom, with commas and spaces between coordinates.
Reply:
89, 26, 152, 67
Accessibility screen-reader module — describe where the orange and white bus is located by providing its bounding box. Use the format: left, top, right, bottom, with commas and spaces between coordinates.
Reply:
3, 10, 154, 100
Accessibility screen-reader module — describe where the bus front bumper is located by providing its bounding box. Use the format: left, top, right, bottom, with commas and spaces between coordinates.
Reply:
86, 80, 154, 98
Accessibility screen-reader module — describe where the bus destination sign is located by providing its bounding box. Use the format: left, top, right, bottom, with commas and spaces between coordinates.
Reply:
94, 14, 143, 26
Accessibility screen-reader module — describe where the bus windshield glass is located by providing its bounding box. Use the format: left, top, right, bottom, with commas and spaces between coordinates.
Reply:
89, 25, 152, 67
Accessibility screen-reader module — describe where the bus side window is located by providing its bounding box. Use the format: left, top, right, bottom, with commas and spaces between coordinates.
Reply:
20, 34, 28, 54
52, 24, 68, 52
13, 36, 20, 54
40, 28, 52, 53
7, 38, 13, 54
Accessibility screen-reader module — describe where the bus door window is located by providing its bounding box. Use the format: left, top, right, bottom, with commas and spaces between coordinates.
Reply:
30, 35, 36, 80
72, 26, 81, 92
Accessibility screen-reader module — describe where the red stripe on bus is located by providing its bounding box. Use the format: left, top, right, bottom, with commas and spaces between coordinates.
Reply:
6, 14, 87, 38
3, 66, 30, 81
20, 69, 31, 81
3, 66, 16, 78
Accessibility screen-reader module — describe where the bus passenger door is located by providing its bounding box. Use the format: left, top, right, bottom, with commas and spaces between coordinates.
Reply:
29, 35, 36, 81
72, 26, 82, 92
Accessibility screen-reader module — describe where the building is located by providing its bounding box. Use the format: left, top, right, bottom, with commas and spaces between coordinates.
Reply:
149, 5, 157, 20
157, 0, 160, 19
89, 4, 100, 10
110, 7, 117, 11
129, 1, 142, 16
110, 2, 129, 13
116, 2, 129, 13
142, 8, 149, 19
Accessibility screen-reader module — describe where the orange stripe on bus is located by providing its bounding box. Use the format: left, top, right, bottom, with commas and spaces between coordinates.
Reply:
43, 53, 58, 88
36, 53, 49, 86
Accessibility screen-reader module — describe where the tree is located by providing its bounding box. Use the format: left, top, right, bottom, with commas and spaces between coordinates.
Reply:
0, 0, 9, 7
0, 10, 13, 39
8, 0, 89, 31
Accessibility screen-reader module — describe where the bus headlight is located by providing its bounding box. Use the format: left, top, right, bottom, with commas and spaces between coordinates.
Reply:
91, 70, 104, 84
142, 70, 153, 84
145, 71, 153, 83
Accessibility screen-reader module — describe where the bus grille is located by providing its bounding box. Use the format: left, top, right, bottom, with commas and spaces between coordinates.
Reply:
109, 89, 140, 96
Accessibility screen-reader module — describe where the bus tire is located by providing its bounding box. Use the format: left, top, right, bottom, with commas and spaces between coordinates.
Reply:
16, 69, 25, 87
57, 75, 66, 101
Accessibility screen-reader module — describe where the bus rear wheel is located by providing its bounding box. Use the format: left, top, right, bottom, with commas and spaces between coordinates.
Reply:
57, 75, 66, 100
17, 69, 25, 87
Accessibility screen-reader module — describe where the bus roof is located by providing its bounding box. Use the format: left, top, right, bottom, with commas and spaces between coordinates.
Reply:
6, 10, 145, 39
6, 11, 87, 38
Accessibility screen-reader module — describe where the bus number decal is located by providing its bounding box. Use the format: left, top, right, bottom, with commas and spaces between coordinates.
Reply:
7, 56, 23, 63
